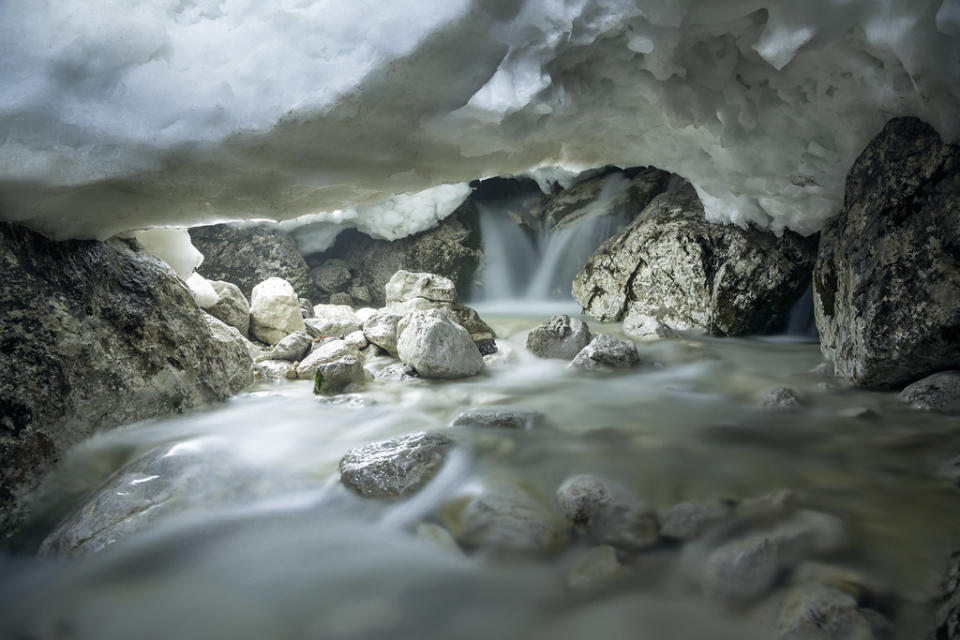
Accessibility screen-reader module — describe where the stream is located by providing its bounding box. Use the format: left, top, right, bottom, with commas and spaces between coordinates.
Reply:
1, 309, 959, 639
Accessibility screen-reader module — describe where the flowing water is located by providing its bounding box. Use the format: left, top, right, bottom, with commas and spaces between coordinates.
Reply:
1, 307, 959, 639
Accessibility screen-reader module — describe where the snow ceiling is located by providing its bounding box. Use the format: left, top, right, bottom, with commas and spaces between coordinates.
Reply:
1, 0, 958, 241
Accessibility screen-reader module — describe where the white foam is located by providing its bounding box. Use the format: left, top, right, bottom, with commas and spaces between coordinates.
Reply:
0, 1, 956, 240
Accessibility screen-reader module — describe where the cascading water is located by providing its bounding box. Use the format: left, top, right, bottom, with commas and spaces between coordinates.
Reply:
471, 173, 633, 314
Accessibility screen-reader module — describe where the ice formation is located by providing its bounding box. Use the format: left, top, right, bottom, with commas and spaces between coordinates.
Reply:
0, 0, 957, 240
132, 227, 203, 278
280, 183, 471, 255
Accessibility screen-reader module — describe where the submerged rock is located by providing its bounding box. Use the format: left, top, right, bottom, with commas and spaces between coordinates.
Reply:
206, 280, 251, 336
190, 222, 316, 300
265, 331, 313, 362
339, 432, 454, 498
814, 118, 960, 389
777, 583, 878, 640
453, 485, 568, 552
660, 501, 732, 542
573, 184, 816, 335
0, 223, 254, 538
526, 314, 593, 360
249, 277, 306, 345
556, 475, 614, 530
698, 510, 846, 602
396, 309, 484, 378
451, 406, 548, 430
595, 501, 660, 552
566, 545, 624, 591
570, 334, 639, 372
935, 552, 960, 640
764, 386, 803, 411
898, 371, 960, 414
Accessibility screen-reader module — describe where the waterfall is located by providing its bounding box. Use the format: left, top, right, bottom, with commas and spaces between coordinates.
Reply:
470, 177, 633, 314
785, 284, 818, 339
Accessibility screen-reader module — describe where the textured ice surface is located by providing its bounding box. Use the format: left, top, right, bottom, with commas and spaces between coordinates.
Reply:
0, 0, 957, 240
280, 183, 471, 256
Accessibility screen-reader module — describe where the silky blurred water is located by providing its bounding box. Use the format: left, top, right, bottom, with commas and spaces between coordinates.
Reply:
1, 310, 959, 640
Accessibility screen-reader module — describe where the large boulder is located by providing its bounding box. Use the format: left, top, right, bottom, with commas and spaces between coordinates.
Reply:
0, 223, 253, 539
249, 277, 306, 345
573, 184, 817, 335
318, 206, 481, 307
385, 270, 458, 305
189, 222, 316, 301
396, 309, 484, 378
295, 339, 362, 380
206, 280, 250, 336
814, 118, 960, 389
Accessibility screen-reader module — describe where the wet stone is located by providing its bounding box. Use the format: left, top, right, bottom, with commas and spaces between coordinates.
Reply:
566, 545, 623, 591
569, 334, 640, 372
451, 406, 548, 430
899, 371, 960, 414
595, 501, 660, 552
764, 386, 802, 410
660, 501, 732, 542
555, 474, 614, 529
453, 485, 568, 552
777, 583, 880, 640
339, 432, 454, 498
526, 314, 592, 360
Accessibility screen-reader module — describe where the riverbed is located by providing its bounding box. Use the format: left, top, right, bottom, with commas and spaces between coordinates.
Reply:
2, 311, 958, 639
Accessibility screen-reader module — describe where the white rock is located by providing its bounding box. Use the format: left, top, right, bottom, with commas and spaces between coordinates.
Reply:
570, 334, 640, 372
344, 330, 368, 350
385, 270, 458, 305
362, 308, 404, 356
309, 304, 361, 337
186, 272, 220, 309
207, 280, 250, 336
250, 277, 305, 345
396, 309, 483, 379
354, 307, 378, 325
623, 309, 677, 341
295, 339, 361, 380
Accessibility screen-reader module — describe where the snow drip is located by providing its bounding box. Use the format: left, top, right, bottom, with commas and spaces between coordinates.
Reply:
1, 0, 958, 240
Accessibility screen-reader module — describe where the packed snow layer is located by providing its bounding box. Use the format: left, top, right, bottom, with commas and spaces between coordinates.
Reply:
280, 183, 471, 256
1, 0, 958, 240
132, 227, 203, 278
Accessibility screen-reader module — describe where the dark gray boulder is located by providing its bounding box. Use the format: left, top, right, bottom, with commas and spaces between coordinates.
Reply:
814, 117, 960, 389
189, 222, 317, 301
0, 223, 253, 539
899, 371, 960, 414
572, 184, 817, 335
339, 432, 454, 498
318, 205, 481, 307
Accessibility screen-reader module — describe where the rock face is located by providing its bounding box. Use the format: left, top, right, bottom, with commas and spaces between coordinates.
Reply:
206, 280, 250, 336
249, 277, 306, 345
526, 315, 592, 360
318, 207, 481, 307
539, 166, 670, 231
814, 118, 960, 389
0, 223, 253, 539
899, 371, 960, 414
573, 184, 817, 335
396, 309, 484, 378
189, 222, 317, 300
339, 432, 454, 497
